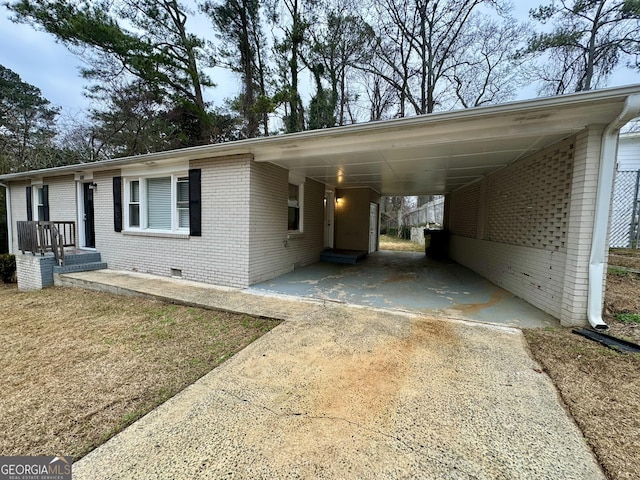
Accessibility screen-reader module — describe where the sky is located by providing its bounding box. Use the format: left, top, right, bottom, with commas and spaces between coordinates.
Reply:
0, 1, 639, 120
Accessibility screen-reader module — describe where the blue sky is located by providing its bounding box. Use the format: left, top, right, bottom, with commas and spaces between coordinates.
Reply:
1, 1, 638, 119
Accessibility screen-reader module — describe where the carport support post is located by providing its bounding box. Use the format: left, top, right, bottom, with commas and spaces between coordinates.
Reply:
560, 126, 605, 327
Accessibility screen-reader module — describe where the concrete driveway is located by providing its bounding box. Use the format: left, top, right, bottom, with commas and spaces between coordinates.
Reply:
68, 271, 604, 479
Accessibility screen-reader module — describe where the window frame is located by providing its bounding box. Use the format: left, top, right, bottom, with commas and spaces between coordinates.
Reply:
123, 173, 189, 233
33, 186, 45, 221
287, 181, 304, 233
128, 180, 140, 228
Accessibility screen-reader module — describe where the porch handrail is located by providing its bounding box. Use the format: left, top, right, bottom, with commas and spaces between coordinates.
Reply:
17, 221, 76, 265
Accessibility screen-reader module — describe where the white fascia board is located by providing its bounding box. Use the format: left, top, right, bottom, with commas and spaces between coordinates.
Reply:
121, 160, 189, 177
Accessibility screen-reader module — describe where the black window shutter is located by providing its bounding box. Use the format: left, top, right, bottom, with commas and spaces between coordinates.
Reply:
42, 185, 50, 221
188, 168, 201, 237
113, 176, 122, 232
26, 186, 33, 221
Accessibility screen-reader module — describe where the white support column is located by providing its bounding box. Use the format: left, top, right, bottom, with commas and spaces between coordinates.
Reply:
561, 126, 605, 327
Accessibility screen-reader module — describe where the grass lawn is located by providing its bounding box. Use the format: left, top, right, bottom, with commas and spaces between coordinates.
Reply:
524, 261, 640, 480
379, 234, 423, 252
0, 285, 280, 460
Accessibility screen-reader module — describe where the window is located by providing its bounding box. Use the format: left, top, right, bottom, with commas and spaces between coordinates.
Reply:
129, 181, 140, 227
147, 177, 172, 229
177, 177, 189, 229
288, 183, 303, 232
124, 174, 189, 232
32, 185, 49, 221
36, 187, 45, 220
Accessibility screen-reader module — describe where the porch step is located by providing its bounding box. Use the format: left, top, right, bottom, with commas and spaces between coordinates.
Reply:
320, 249, 368, 265
54, 262, 108, 275
63, 252, 102, 265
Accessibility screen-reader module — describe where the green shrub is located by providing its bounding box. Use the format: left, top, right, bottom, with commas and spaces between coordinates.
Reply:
0, 254, 16, 284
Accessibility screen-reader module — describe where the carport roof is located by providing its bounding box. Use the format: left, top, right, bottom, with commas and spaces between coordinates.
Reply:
2, 85, 640, 195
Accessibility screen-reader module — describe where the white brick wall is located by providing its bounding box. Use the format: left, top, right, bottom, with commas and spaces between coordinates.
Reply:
15, 253, 56, 290
9, 180, 28, 251
449, 133, 598, 326
46, 175, 78, 223
248, 162, 325, 284
485, 144, 574, 251
96, 156, 252, 288
450, 236, 566, 318
561, 126, 605, 326
449, 182, 479, 238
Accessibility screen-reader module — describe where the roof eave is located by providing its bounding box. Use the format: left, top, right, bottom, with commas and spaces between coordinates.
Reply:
1, 84, 639, 182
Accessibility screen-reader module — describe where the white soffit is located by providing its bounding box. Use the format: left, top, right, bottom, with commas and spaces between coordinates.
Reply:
253, 94, 630, 195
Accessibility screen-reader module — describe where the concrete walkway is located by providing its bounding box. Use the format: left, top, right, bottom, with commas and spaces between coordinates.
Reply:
62, 270, 603, 479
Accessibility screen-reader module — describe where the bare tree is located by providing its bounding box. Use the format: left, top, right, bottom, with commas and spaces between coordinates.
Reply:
368, 0, 511, 116
524, 0, 640, 94
450, 14, 528, 108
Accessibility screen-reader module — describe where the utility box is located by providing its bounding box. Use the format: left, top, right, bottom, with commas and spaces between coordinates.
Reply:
424, 229, 449, 259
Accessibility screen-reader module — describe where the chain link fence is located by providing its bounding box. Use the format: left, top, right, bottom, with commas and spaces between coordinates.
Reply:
611, 170, 640, 248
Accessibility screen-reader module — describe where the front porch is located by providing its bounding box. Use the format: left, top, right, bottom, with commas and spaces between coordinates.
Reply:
15, 220, 106, 290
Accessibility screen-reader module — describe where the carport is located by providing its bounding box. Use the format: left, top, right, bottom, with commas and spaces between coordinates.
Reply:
249, 250, 558, 328
246, 86, 640, 328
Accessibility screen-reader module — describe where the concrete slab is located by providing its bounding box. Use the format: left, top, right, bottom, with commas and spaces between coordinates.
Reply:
69, 294, 601, 478
250, 251, 559, 329
60, 269, 602, 479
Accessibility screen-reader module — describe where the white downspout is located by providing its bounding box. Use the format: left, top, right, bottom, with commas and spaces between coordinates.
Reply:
588, 94, 640, 329
0, 182, 12, 254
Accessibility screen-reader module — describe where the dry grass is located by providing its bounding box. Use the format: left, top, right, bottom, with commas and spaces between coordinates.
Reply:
609, 248, 640, 271
524, 268, 640, 480
379, 234, 423, 252
0, 285, 280, 460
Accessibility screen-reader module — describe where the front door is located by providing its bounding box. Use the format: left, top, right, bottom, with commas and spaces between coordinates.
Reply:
369, 202, 378, 253
324, 191, 335, 249
83, 183, 96, 248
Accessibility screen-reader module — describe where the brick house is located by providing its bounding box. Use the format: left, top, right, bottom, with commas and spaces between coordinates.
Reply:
2, 86, 640, 328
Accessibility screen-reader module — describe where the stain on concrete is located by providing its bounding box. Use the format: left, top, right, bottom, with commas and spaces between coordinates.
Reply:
383, 271, 419, 283
449, 289, 510, 315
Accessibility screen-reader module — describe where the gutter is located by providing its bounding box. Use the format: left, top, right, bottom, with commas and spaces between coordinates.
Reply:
0, 182, 11, 254
588, 93, 640, 329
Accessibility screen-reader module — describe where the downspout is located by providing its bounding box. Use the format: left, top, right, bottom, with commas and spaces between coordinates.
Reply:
588, 94, 640, 329
0, 182, 12, 254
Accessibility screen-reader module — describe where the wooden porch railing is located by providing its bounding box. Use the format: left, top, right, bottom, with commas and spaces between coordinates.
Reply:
17, 221, 76, 266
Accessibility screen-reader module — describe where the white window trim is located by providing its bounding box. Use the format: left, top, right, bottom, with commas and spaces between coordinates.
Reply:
288, 181, 304, 234
33, 186, 45, 221
123, 172, 189, 234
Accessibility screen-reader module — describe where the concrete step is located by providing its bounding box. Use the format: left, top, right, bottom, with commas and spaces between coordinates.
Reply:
64, 252, 102, 265
54, 262, 108, 275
